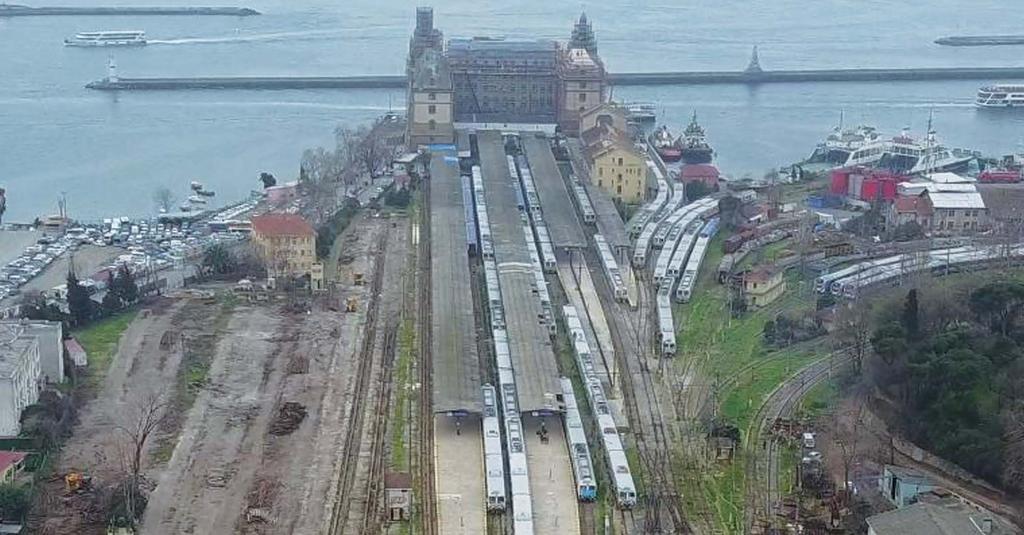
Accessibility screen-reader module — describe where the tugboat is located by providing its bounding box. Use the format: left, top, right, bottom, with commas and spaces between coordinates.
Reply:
677, 112, 714, 165
651, 126, 682, 162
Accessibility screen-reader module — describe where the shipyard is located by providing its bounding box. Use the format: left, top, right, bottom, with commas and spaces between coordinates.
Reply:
2, 3, 1024, 535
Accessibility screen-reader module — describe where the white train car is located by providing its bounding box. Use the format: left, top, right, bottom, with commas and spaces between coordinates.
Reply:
569, 176, 597, 225
675, 218, 719, 303
561, 377, 597, 501
814, 253, 904, 293
656, 289, 676, 356
562, 305, 636, 509
666, 220, 702, 281
596, 412, 638, 508
595, 234, 628, 302
633, 182, 683, 266
524, 225, 556, 338
482, 384, 508, 512
535, 225, 557, 273
651, 197, 717, 286
477, 161, 535, 533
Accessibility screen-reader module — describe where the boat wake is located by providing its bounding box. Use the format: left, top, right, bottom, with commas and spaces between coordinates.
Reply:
148, 28, 351, 45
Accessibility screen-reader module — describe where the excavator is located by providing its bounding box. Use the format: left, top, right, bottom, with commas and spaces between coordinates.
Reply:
64, 471, 92, 494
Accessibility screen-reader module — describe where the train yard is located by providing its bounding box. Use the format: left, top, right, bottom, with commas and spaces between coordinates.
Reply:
372, 130, 1024, 534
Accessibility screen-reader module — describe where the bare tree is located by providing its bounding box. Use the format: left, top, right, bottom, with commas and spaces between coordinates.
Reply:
834, 300, 871, 374
118, 393, 169, 480
833, 400, 865, 492
152, 187, 176, 213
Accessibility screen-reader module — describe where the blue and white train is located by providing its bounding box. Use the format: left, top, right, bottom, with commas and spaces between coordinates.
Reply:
472, 164, 536, 534
675, 217, 719, 303
563, 305, 638, 508
482, 384, 507, 512
560, 377, 597, 501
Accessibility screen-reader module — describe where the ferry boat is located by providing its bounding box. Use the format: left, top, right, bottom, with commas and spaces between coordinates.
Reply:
841, 125, 978, 175
650, 126, 682, 162
676, 112, 714, 165
976, 84, 1024, 108
808, 119, 880, 164
64, 31, 147, 47
624, 102, 657, 127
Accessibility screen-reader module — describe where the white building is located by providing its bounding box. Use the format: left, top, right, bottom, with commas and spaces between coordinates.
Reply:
0, 324, 43, 437
6, 321, 64, 384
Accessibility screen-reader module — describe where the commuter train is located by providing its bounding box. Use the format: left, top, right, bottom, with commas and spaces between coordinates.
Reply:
511, 155, 556, 273
560, 377, 597, 501
651, 198, 718, 288
523, 225, 556, 338
569, 178, 597, 225
595, 234, 628, 302
563, 305, 638, 508
482, 384, 507, 512
633, 182, 684, 267
675, 218, 719, 303
829, 245, 1024, 299
656, 289, 676, 356
462, 176, 479, 256
472, 164, 536, 534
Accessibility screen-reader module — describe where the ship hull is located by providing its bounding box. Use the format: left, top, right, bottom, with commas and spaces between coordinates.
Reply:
680, 148, 713, 165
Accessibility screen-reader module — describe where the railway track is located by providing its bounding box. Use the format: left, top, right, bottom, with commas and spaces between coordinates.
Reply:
360, 320, 399, 534
417, 185, 438, 535
745, 350, 853, 532
593, 256, 688, 534
327, 226, 390, 535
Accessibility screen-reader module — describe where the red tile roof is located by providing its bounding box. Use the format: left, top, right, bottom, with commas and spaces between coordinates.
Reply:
680, 164, 720, 179
251, 213, 315, 237
0, 452, 27, 474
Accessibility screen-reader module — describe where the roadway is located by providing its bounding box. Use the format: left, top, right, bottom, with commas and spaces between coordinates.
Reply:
429, 152, 482, 414
477, 130, 560, 413
521, 134, 585, 250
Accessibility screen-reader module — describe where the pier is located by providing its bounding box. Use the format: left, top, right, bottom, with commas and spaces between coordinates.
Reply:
86, 66, 1024, 91
0, 4, 259, 16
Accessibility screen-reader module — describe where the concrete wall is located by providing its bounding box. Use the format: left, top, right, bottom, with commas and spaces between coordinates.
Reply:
0, 341, 41, 437
20, 322, 63, 384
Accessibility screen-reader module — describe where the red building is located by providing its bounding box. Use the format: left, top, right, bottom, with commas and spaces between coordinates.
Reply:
830, 167, 906, 201
679, 163, 720, 189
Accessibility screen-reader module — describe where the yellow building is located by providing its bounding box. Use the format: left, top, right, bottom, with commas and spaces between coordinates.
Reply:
743, 267, 785, 308
582, 122, 646, 204
251, 213, 322, 289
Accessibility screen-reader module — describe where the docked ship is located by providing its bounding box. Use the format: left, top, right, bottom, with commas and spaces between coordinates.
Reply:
808, 118, 880, 164
650, 126, 682, 162
64, 30, 146, 47
976, 84, 1024, 108
676, 112, 713, 165
623, 102, 657, 128
841, 124, 979, 175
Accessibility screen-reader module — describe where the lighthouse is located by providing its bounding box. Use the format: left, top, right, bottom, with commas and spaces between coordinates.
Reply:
106, 57, 119, 83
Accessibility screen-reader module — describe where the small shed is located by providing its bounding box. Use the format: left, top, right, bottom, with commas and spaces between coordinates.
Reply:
384, 472, 413, 522
63, 338, 88, 367
878, 465, 935, 508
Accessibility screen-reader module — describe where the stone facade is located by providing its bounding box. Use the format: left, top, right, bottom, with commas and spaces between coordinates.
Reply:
406, 9, 606, 145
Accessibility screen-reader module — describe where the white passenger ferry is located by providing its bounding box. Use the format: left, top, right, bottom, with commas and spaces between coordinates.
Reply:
64, 31, 147, 47
976, 84, 1024, 108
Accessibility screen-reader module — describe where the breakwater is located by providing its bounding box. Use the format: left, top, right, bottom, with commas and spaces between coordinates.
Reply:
85, 66, 1024, 91
0, 4, 259, 16
935, 35, 1024, 47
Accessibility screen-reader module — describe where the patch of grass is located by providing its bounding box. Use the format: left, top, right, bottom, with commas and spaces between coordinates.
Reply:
798, 377, 838, 419
74, 310, 138, 390
389, 316, 416, 471
721, 350, 817, 433
699, 459, 745, 534
778, 443, 798, 494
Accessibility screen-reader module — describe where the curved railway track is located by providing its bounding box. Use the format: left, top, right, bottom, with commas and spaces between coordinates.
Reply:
744, 350, 854, 532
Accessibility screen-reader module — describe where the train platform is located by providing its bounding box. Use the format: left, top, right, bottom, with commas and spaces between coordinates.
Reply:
555, 258, 619, 398
565, 138, 630, 251
429, 152, 482, 414
521, 134, 586, 250
523, 414, 580, 535
478, 130, 560, 413
434, 414, 486, 535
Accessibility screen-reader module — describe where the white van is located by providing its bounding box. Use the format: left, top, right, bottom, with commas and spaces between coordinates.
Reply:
802, 432, 816, 449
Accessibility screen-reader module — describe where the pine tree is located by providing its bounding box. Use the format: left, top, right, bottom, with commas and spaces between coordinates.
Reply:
902, 288, 920, 339
66, 270, 92, 327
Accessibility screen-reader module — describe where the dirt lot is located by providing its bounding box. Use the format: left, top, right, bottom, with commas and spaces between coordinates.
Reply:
30, 210, 406, 534
141, 213, 396, 535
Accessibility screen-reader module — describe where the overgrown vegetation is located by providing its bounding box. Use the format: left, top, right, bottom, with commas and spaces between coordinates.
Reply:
866, 282, 1024, 493
315, 198, 360, 259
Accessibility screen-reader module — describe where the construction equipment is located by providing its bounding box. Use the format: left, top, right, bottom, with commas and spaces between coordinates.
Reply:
65, 471, 92, 493
345, 297, 358, 312
353, 272, 365, 286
